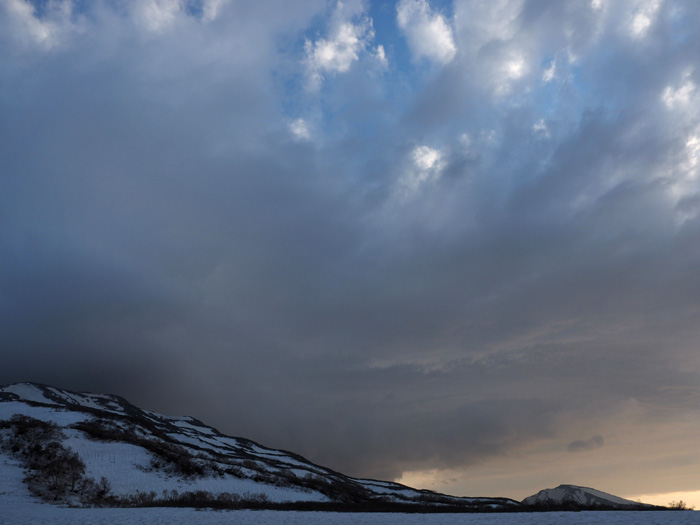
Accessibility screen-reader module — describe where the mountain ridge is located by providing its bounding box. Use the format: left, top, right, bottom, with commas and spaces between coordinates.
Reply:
0, 382, 658, 512
0, 382, 518, 510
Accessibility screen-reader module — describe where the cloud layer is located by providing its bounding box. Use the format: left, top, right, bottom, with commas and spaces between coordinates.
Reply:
1, 0, 700, 502
396, 0, 456, 64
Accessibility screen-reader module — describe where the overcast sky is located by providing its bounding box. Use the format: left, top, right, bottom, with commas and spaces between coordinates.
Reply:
2, 0, 700, 505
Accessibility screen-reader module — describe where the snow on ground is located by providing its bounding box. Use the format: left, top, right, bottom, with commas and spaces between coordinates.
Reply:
1, 502, 698, 525
0, 401, 328, 504
2, 384, 53, 405
164, 431, 216, 450
0, 401, 90, 427
46, 387, 115, 412
578, 487, 641, 506
2, 386, 696, 523
0, 447, 32, 509
58, 430, 328, 502
1, 456, 696, 525
354, 480, 421, 497
170, 420, 217, 435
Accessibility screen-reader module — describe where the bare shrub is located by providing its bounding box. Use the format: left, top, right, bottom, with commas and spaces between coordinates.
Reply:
668, 500, 695, 510
1, 415, 112, 506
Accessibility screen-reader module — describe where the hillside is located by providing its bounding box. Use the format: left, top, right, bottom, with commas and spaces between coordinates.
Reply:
0, 382, 517, 511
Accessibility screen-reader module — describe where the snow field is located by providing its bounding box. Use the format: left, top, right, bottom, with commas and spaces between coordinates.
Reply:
60, 430, 328, 502
1, 507, 698, 525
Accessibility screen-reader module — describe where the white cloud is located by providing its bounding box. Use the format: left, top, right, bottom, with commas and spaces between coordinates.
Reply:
201, 0, 229, 22
503, 56, 526, 80
396, 0, 456, 65
133, 0, 183, 32
3, 0, 75, 48
493, 53, 528, 96
3, 0, 232, 47
662, 69, 697, 110
453, 0, 523, 51
310, 22, 368, 72
304, 3, 375, 90
532, 119, 549, 138
289, 118, 312, 141
129, 0, 227, 31
451, 1, 534, 98
398, 145, 445, 196
666, 131, 700, 222
629, 0, 661, 39
373, 44, 388, 68
659, 63, 700, 217
459, 133, 472, 150
542, 60, 556, 83
413, 145, 442, 171
684, 134, 700, 171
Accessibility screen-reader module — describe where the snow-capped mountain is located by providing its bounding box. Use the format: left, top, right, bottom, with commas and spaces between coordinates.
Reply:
522, 484, 650, 509
0, 382, 517, 510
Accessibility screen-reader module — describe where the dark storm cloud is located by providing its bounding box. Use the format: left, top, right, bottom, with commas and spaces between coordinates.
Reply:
2, 0, 700, 498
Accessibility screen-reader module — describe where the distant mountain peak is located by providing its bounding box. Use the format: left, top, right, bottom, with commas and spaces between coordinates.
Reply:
522, 483, 649, 509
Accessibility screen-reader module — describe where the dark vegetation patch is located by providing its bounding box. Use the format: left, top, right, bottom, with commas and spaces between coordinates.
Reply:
96, 488, 517, 513
0, 415, 113, 506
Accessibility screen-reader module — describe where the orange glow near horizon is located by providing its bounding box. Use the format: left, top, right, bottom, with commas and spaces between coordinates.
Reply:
625, 489, 700, 510
397, 469, 700, 510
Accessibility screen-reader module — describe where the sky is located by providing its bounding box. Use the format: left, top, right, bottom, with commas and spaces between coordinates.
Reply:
1, 0, 699, 507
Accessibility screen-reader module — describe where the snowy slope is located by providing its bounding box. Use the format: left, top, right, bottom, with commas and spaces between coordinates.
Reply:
2, 507, 698, 525
522, 484, 650, 508
0, 382, 517, 510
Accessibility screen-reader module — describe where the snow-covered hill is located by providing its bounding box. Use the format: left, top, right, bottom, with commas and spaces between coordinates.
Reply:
0, 382, 516, 510
522, 484, 651, 509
